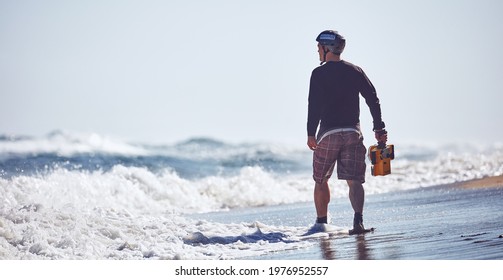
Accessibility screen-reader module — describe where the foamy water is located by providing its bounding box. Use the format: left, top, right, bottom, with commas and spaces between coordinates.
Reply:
1, 131, 502, 259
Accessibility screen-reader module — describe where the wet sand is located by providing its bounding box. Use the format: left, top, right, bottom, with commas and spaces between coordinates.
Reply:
199, 175, 503, 260
269, 175, 503, 260
456, 175, 503, 189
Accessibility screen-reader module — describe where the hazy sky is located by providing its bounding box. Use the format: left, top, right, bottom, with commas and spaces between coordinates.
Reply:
1, 0, 502, 146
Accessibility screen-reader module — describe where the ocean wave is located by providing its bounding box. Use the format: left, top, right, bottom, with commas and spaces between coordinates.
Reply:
0, 130, 148, 157
1, 131, 502, 211
0, 165, 313, 215
1, 134, 502, 260
0, 132, 311, 179
1, 149, 502, 217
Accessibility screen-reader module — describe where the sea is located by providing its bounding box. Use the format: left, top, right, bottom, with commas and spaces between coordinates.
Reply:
1, 130, 502, 260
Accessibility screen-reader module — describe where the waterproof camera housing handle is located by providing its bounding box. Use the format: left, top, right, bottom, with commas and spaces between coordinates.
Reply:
369, 143, 395, 176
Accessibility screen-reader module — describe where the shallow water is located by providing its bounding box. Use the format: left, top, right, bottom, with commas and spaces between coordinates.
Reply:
1, 132, 502, 259
229, 185, 503, 260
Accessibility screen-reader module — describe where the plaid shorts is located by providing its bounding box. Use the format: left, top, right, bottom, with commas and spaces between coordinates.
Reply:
312, 131, 367, 183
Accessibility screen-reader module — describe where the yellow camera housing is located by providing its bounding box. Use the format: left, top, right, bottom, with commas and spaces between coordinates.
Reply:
369, 144, 395, 176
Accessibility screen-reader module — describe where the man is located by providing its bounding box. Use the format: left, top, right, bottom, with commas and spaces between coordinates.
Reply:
307, 30, 388, 234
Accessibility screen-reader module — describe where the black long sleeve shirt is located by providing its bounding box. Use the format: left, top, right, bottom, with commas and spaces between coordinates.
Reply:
307, 60, 385, 137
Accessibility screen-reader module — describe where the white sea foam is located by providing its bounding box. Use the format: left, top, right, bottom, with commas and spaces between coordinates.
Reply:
1, 132, 502, 259
1, 166, 311, 215
0, 165, 316, 259
0, 168, 313, 260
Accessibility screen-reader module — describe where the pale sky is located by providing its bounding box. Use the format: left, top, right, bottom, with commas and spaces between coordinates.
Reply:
1, 0, 502, 147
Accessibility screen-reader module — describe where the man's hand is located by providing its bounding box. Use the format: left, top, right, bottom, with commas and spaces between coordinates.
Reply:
307, 136, 317, 151
375, 129, 388, 144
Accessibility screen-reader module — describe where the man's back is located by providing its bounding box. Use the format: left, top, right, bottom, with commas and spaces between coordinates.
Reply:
307, 60, 382, 137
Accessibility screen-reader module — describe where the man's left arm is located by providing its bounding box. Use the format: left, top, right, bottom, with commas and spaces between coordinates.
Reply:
358, 69, 387, 143
307, 70, 323, 150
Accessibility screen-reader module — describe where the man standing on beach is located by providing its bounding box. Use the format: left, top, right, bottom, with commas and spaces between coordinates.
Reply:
307, 30, 388, 234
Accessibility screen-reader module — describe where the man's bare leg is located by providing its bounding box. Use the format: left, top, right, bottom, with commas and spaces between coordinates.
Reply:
347, 180, 365, 231
347, 180, 364, 213
314, 180, 330, 223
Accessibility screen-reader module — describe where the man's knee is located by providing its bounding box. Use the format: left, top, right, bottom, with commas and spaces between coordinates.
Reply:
315, 180, 329, 189
346, 180, 363, 188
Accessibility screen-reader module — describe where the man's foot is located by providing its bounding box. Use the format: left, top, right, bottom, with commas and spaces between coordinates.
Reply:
350, 212, 366, 234
303, 223, 327, 236
349, 226, 375, 235
349, 214, 375, 235
350, 221, 366, 234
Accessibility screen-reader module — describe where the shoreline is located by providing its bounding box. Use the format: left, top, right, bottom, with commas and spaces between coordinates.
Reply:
250, 174, 503, 260
445, 174, 503, 189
